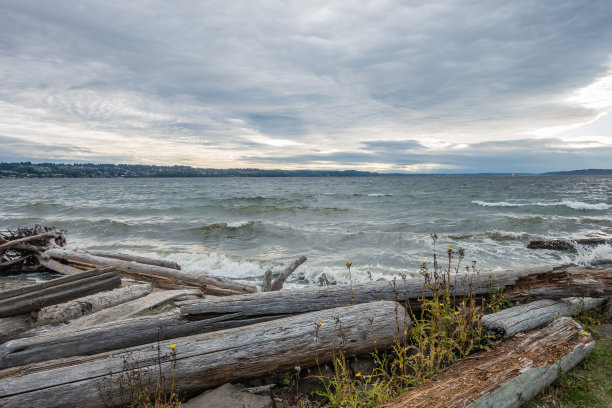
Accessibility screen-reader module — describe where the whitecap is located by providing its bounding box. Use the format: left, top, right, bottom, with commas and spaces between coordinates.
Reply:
472, 201, 527, 207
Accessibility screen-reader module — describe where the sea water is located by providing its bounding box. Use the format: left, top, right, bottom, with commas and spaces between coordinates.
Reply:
1, 176, 611, 287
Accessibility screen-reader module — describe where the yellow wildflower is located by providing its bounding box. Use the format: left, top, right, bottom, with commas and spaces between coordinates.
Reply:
582, 331, 589, 335
420, 260, 425, 264
355, 372, 362, 377
319, 322, 324, 326
346, 261, 352, 268
454, 311, 460, 315
170, 344, 177, 349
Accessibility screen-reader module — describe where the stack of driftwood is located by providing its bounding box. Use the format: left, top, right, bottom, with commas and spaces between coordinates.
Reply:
0, 226, 610, 408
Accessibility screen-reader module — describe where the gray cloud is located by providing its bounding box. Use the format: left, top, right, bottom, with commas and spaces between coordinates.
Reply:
244, 138, 612, 173
0, 1, 611, 171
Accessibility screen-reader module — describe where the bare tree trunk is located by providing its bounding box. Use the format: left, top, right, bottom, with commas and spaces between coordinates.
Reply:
181, 264, 612, 321
58, 289, 201, 331
269, 256, 307, 291
83, 250, 181, 270
42, 248, 257, 294
0, 312, 280, 369
0, 268, 121, 318
0, 301, 410, 408
482, 297, 607, 339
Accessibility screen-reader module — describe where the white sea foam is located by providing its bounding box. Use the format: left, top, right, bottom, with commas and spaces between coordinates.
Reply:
556, 201, 609, 210
575, 244, 612, 265
226, 220, 253, 228
367, 193, 392, 197
472, 201, 527, 207
473, 200, 609, 210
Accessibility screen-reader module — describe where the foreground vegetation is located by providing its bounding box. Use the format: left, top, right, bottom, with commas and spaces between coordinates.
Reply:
314, 238, 491, 407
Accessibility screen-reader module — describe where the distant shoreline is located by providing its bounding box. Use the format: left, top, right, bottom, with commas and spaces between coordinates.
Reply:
0, 162, 611, 179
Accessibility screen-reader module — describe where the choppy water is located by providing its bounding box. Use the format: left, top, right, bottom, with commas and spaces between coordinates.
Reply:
1, 176, 611, 287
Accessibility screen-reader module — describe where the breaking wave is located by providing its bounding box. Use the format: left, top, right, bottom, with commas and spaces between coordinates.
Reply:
473, 200, 609, 210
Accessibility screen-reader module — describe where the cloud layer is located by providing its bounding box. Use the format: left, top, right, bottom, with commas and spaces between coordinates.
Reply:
1, 0, 612, 172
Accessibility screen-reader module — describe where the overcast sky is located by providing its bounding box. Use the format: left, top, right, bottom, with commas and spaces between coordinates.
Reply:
1, 0, 612, 173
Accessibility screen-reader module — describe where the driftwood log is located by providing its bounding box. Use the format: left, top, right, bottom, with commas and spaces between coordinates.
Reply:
528, 237, 612, 251
482, 297, 607, 339
0, 226, 66, 271
42, 248, 256, 294
0, 301, 410, 408
268, 255, 307, 291
181, 264, 612, 321
381, 317, 594, 408
57, 288, 202, 331
0, 268, 120, 318
83, 250, 181, 270
0, 312, 280, 369
0, 283, 153, 342
36, 256, 88, 275
35, 283, 153, 326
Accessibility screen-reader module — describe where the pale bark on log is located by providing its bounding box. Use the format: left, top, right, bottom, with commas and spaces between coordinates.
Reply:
83, 250, 181, 270
381, 317, 594, 408
181, 264, 612, 321
0, 270, 121, 318
36, 256, 88, 275
58, 288, 202, 331
482, 297, 607, 339
35, 283, 153, 326
0, 301, 410, 408
0, 284, 153, 342
263, 269, 272, 292
0, 312, 282, 368
42, 248, 256, 293
0, 267, 114, 301
269, 256, 307, 291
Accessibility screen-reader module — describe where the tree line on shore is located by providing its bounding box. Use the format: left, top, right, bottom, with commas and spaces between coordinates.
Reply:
0, 162, 381, 178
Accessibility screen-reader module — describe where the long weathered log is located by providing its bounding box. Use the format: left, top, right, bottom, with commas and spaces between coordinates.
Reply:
35, 283, 153, 326
482, 297, 607, 339
0, 312, 283, 369
0, 269, 121, 318
269, 255, 307, 291
42, 248, 256, 293
58, 288, 202, 331
83, 250, 181, 270
0, 267, 114, 301
380, 317, 594, 408
0, 284, 153, 342
181, 264, 612, 321
528, 237, 612, 251
0, 301, 409, 408
36, 256, 88, 275
506, 267, 612, 301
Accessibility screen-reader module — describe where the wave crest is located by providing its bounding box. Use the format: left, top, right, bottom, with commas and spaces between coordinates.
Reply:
473, 200, 609, 210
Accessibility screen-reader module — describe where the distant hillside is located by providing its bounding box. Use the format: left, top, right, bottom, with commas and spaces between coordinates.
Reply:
0, 162, 381, 178
542, 169, 612, 176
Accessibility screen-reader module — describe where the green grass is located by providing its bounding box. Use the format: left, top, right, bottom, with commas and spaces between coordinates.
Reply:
524, 309, 612, 408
